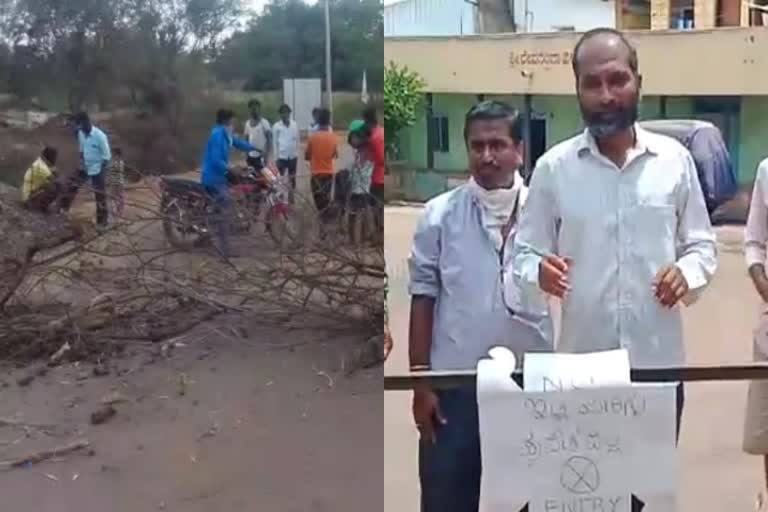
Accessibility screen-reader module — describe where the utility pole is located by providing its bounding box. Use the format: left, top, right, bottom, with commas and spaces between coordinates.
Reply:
324, 0, 333, 125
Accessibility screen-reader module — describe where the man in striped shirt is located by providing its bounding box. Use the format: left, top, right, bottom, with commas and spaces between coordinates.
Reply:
107, 147, 126, 217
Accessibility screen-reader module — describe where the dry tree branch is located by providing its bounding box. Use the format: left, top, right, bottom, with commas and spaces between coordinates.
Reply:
0, 439, 91, 470
0, 173, 384, 365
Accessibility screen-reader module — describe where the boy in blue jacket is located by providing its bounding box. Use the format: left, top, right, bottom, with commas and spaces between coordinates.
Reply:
201, 109, 256, 257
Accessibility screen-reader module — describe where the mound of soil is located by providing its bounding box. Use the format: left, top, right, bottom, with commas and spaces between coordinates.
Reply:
0, 112, 195, 187
0, 181, 77, 265
0, 115, 79, 187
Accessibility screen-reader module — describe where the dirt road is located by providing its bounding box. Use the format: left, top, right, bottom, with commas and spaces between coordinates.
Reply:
0, 319, 382, 512
0, 142, 383, 511
384, 206, 765, 511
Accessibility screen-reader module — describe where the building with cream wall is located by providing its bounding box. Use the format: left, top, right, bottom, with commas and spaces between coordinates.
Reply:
385, 0, 768, 201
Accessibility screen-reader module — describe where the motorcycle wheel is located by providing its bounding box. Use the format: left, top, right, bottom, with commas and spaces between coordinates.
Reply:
266, 205, 301, 250
161, 197, 210, 249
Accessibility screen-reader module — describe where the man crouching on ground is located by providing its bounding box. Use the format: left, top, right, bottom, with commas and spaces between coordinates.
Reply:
22, 146, 60, 212
407, 100, 553, 512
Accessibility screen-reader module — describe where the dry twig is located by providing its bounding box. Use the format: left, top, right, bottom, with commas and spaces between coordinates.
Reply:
0, 439, 91, 470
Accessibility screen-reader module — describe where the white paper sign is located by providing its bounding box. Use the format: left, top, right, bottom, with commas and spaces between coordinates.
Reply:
524, 349, 631, 392
477, 349, 679, 512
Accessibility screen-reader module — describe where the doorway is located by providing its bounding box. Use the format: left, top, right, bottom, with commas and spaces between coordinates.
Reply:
530, 118, 547, 166
523, 116, 547, 185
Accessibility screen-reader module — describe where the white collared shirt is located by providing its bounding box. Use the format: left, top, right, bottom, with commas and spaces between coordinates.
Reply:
510, 126, 717, 368
272, 119, 299, 160
409, 184, 553, 371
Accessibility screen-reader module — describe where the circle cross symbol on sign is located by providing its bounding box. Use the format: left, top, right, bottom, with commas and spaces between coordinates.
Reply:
560, 456, 601, 494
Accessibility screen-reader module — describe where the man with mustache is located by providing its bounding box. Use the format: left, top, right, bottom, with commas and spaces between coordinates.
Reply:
511, 28, 717, 439
408, 100, 552, 511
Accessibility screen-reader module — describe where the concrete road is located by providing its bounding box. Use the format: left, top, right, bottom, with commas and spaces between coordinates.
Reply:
384, 206, 764, 512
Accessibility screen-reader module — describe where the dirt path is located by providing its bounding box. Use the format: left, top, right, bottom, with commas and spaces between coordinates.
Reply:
0, 134, 381, 510
0, 318, 381, 512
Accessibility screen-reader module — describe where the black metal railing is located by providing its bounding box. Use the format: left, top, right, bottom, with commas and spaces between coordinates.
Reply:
384, 363, 768, 390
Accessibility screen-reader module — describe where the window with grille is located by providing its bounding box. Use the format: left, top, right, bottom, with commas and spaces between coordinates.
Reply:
429, 115, 450, 153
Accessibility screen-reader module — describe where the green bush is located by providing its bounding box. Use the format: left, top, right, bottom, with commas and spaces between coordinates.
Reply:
384, 62, 425, 158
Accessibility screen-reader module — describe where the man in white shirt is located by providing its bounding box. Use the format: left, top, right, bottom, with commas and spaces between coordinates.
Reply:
273, 103, 300, 202
511, 28, 717, 439
743, 157, 768, 502
244, 99, 272, 161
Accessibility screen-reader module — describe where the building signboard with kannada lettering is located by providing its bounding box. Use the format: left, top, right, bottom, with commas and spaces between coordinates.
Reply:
509, 51, 573, 68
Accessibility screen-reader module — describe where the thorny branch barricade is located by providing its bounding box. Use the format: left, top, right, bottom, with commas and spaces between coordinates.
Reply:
384, 364, 768, 512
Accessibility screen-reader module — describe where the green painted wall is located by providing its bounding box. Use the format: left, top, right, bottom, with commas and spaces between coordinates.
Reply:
396, 93, 768, 199
739, 97, 768, 185
398, 102, 428, 169
486, 94, 583, 151
667, 97, 694, 117
398, 94, 686, 174
432, 94, 476, 171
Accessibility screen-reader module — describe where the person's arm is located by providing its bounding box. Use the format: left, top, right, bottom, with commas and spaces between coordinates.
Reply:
294, 123, 300, 158
44, 163, 55, 183
672, 151, 718, 306
78, 132, 85, 170
747, 162, 768, 302
21, 163, 36, 201
272, 124, 280, 160
264, 121, 273, 161
210, 131, 230, 178
408, 203, 447, 442
510, 158, 563, 296
100, 132, 112, 172
232, 136, 255, 153
407, 203, 441, 369
305, 138, 312, 161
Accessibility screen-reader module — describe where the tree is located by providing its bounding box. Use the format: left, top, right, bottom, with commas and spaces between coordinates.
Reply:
185, 0, 245, 58
213, 0, 383, 91
0, 0, 242, 112
383, 61, 424, 158
0, 42, 10, 91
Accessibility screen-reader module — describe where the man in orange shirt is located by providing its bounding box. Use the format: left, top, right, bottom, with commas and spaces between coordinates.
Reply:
363, 106, 385, 236
305, 108, 338, 229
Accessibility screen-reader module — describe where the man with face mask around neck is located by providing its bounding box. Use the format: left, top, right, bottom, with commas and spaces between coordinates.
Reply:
408, 100, 552, 512
511, 28, 717, 440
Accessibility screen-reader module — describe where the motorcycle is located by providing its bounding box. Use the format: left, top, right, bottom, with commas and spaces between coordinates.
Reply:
159, 151, 301, 250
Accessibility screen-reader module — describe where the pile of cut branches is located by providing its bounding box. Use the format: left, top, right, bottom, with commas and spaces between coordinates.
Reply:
0, 178, 385, 367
